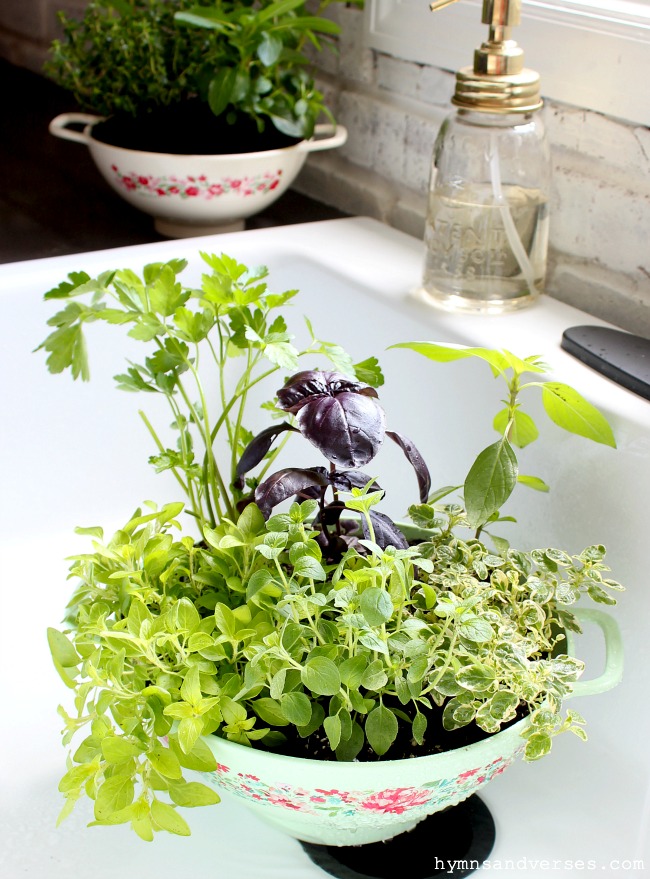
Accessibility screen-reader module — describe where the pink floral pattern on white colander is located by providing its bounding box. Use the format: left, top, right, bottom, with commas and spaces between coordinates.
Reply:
204, 754, 514, 817
110, 166, 283, 199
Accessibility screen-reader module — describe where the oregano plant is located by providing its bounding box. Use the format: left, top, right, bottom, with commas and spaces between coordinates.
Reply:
40, 253, 623, 839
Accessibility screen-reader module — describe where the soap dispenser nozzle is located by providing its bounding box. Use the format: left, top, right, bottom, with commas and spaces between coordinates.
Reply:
430, 0, 541, 113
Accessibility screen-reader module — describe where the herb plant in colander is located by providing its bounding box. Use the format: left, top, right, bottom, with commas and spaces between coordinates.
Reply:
46, 0, 350, 235
40, 252, 623, 857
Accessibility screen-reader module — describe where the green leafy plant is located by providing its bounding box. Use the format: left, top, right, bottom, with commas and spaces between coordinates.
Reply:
40, 254, 622, 839
392, 342, 616, 546
46, 0, 354, 138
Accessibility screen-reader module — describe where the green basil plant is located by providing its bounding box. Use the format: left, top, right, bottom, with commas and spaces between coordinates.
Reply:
39, 253, 622, 839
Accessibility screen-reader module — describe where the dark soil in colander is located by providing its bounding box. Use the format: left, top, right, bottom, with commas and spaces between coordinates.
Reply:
91, 101, 302, 155
261, 698, 529, 763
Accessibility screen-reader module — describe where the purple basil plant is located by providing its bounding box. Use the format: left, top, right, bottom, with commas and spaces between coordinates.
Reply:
236, 370, 431, 560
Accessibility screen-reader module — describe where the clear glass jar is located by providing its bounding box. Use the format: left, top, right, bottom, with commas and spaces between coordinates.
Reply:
419, 109, 551, 314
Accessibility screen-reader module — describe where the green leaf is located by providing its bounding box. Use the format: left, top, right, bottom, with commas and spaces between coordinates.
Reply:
246, 569, 282, 603
237, 502, 266, 538
323, 714, 342, 750
178, 716, 204, 754
47, 628, 79, 668
180, 665, 202, 706
541, 382, 616, 447
128, 313, 165, 341
301, 657, 341, 696
257, 31, 283, 66
524, 732, 553, 760
457, 663, 497, 692
208, 67, 237, 116
257, 0, 309, 24
176, 598, 200, 635
280, 692, 312, 726
464, 438, 518, 528
493, 408, 539, 448
442, 698, 476, 730
488, 691, 519, 721
264, 341, 299, 370
358, 631, 389, 656
253, 697, 289, 726
48, 628, 80, 687
101, 736, 143, 764
293, 555, 326, 581
169, 781, 220, 808
44, 270, 91, 300
115, 367, 156, 393
269, 669, 287, 700
41, 322, 89, 380
59, 759, 100, 794
297, 702, 325, 738
174, 307, 211, 343
148, 743, 183, 780
339, 655, 367, 689
148, 266, 188, 316
517, 474, 549, 492
168, 735, 217, 772
360, 587, 393, 626
187, 632, 214, 652
360, 659, 389, 691
214, 603, 236, 638
458, 616, 494, 643
150, 800, 191, 836
353, 357, 384, 388
365, 705, 398, 756
336, 721, 365, 761
131, 806, 154, 842
412, 712, 427, 746
391, 342, 515, 375
94, 775, 135, 821
175, 9, 231, 31
163, 702, 195, 719
406, 655, 428, 684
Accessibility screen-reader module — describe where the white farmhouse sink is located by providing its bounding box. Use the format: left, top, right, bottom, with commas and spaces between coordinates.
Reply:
1, 217, 648, 878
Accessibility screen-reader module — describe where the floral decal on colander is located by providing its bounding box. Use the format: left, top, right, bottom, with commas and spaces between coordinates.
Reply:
110, 166, 283, 198
203, 754, 514, 818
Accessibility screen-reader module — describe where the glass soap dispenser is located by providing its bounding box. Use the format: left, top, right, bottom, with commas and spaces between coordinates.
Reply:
420, 0, 550, 313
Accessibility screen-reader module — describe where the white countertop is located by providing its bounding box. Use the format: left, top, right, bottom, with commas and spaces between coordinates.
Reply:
1, 217, 648, 878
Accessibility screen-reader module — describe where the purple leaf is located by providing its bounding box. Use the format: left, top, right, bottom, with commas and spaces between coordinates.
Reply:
386, 430, 431, 503
276, 370, 385, 466
254, 467, 330, 518
316, 500, 346, 530
293, 465, 329, 501
360, 511, 409, 550
296, 393, 385, 468
235, 422, 299, 488
329, 470, 382, 493
277, 370, 378, 415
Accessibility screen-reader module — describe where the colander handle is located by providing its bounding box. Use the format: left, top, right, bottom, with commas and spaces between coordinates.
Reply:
300, 123, 348, 153
565, 607, 624, 698
49, 113, 103, 145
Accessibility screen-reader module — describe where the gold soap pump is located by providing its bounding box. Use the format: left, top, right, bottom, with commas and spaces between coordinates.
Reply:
420, 0, 550, 313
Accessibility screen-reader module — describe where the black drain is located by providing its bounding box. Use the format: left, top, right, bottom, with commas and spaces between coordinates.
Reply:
300, 795, 495, 879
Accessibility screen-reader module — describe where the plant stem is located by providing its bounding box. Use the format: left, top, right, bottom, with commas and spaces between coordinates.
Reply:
231, 347, 254, 481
